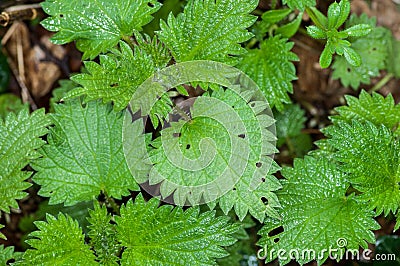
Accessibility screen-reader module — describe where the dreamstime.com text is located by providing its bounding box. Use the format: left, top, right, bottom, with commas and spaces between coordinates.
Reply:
257, 238, 397, 262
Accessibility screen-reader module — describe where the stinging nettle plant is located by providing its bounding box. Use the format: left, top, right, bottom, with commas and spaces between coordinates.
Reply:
1, 0, 400, 265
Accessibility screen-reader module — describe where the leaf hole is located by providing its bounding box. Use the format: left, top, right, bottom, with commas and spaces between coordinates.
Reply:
268, 226, 283, 237
261, 177, 266, 182
273, 238, 280, 243
256, 162, 262, 168
251, 103, 256, 108
261, 197, 268, 204
59, 14, 64, 18
346, 68, 351, 73
233, 187, 236, 191
173, 133, 181, 138
186, 144, 191, 149
110, 83, 119, 87
147, 2, 155, 7
238, 134, 245, 139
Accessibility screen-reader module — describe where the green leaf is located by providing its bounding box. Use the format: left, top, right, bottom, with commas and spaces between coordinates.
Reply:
307, 25, 327, 39
217, 238, 257, 266
0, 93, 27, 119
66, 41, 155, 111
41, 0, 161, 59
116, 194, 240, 266
0, 108, 50, 213
19, 200, 93, 235
332, 14, 391, 89
32, 100, 139, 206
275, 12, 303, 38
143, 88, 280, 221
22, 214, 97, 265
306, 6, 328, 29
343, 24, 372, 37
149, 92, 173, 129
0, 225, 4, 240
0, 244, 16, 265
331, 0, 350, 29
238, 36, 298, 111
291, 133, 313, 157
158, 0, 258, 64
49, 79, 76, 112
87, 203, 120, 266
388, 38, 400, 78
217, 212, 258, 266
324, 121, 400, 216
142, 0, 186, 35
134, 32, 171, 69
258, 156, 379, 265
332, 90, 400, 134
327, 1, 341, 29
343, 46, 361, 67
261, 9, 292, 24
283, 0, 315, 11
274, 104, 313, 157
319, 43, 333, 68
274, 104, 307, 147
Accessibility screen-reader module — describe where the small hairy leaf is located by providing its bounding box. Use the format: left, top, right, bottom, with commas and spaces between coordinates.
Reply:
306, 6, 328, 29
275, 12, 303, 38
261, 9, 292, 24
41, 0, 161, 59
324, 121, 400, 216
343, 24, 373, 37
0, 108, 50, 213
238, 36, 298, 111
32, 100, 139, 205
327, 0, 350, 29
306, 25, 326, 39
332, 14, 391, 89
283, 0, 315, 11
87, 203, 120, 266
332, 90, 400, 134
22, 214, 96, 265
67, 41, 155, 111
319, 43, 333, 68
116, 194, 240, 266
258, 156, 379, 265
342, 46, 361, 67
158, 0, 258, 64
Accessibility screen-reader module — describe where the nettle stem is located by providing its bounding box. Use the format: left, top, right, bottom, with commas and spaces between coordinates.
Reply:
103, 191, 120, 215
369, 73, 394, 93
173, 104, 192, 122
122, 35, 136, 51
